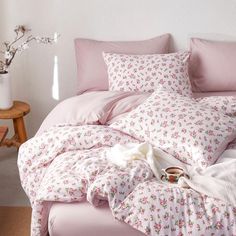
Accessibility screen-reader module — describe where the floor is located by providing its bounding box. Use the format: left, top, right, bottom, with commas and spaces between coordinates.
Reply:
0, 206, 31, 236
0, 147, 31, 235
0, 147, 29, 206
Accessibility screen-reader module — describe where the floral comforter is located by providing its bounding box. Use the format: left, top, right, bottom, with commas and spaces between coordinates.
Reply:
18, 124, 236, 236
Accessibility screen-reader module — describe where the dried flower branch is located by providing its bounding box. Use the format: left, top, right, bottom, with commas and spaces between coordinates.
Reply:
0, 25, 58, 74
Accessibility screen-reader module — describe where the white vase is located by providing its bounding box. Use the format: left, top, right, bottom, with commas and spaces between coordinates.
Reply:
0, 73, 13, 110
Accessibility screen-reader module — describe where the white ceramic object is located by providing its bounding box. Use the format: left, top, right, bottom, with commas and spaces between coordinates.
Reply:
0, 73, 13, 110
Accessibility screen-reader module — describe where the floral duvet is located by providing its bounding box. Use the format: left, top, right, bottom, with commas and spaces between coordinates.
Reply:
18, 92, 236, 236
18, 124, 236, 236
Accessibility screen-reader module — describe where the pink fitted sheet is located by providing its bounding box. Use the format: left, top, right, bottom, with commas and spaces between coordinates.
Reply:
48, 201, 145, 236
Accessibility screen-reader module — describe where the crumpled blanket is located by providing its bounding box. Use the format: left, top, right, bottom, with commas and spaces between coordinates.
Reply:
108, 142, 236, 205
18, 124, 236, 236
107, 142, 186, 179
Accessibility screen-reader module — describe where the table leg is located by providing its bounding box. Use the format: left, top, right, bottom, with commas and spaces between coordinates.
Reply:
13, 117, 27, 144
0, 126, 8, 145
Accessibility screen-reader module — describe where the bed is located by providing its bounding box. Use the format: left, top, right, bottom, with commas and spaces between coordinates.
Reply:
29, 90, 235, 236
18, 36, 236, 236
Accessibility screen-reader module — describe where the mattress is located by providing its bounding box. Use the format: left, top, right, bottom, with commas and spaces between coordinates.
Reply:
48, 202, 145, 236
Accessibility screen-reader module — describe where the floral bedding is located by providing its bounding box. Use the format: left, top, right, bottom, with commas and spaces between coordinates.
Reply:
18, 92, 236, 236
111, 89, 236, 168
103, 51, 192, 97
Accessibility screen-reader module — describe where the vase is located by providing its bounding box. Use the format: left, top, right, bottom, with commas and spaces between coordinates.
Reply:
0, 73, 13, 110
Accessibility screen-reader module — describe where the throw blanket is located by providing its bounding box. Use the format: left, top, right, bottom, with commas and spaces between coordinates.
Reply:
108, 142, 186, 179
18, 124, 236, 236
108, 142, 236, 205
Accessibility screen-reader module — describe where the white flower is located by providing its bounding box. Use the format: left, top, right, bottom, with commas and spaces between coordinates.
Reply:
35, 36, 41, 43
17, 43, 29, 52
4, 51, 11, 59
35, 36, 53, 44
22, 43, 29, 50
0, 25, 58, 73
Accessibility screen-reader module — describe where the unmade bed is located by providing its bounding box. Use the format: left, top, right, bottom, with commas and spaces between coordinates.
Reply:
18, 90, 236, 236
18, 35, 236, 236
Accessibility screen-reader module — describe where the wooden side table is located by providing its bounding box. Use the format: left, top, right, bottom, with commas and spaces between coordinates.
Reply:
0, 101, 30, 148
0, 126, 8, 145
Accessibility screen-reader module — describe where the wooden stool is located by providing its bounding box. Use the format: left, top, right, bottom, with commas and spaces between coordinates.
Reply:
0, 101, 30, 148
0, 126, 8, 145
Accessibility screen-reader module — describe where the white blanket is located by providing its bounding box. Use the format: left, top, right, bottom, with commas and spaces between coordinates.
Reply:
108, 142, 236, 206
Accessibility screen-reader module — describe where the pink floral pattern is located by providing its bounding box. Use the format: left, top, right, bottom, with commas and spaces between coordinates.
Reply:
18, 124, 236, 236
195, 96, 236, 117
103, 51, 192, 97
113, 180, 236, 236
195, 96, 236, 151
18, 125, 141, 236
111, 89, 236, 167
227, 138, 236, 149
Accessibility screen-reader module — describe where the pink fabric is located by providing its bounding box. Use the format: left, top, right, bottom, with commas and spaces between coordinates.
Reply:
103, 51, 192, 97
190, 38, 236, 92
36, 90, 236, 136
74, 34, 171, 94
228, 138, 236, 149
106, 92, 149, 124
114, 179, 236, 235
19, 90, 236, 236
108, 91, 236, 124
36, 91, 150, 136
48, 202, 145, 236
195, 96, 236, 117
193, 91, 236, 98
18, 125, 146, 236
111, 89, 236, 167
18, 124, 236, 236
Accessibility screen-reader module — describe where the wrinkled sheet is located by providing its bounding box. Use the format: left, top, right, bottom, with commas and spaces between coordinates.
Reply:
36, 91, 149, 136
18, 124, 236, 236
37, 91, 236, 137
109, 142, 236, 205
18, 91, 236, 236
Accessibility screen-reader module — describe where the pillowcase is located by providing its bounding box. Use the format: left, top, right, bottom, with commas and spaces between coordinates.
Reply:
74, 34, 171, 94
111, 89, 236, 168
195, 96, 236, 117
189, 38, 236, 92
103, 51, 192, 97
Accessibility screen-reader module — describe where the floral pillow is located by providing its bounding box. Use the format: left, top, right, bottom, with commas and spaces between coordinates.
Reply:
103, 51, 192, 97
110, 89, 236, 168
195, 96, 236, 117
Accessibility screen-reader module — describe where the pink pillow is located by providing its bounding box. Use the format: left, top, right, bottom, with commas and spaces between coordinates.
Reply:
103, 51, 192, 97
189, 38, 236, 92
74, 34, 171, 94
111, 89, 236, 168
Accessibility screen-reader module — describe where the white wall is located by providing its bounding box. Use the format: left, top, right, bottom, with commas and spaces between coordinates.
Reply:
1, 0, 236, 137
